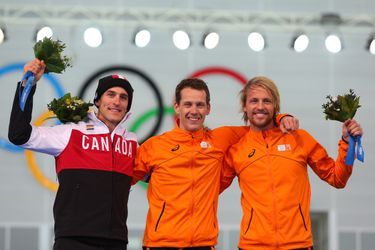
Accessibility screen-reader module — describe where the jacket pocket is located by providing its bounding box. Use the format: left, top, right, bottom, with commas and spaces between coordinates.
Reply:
155, 201, 166, 232
298, 204, 308, 231
245, 208, 254, 234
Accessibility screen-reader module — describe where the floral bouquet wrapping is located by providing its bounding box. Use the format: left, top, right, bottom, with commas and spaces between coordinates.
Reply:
322, 89, 364, 165
47, 93, 93, 124
19, 37, 72, 111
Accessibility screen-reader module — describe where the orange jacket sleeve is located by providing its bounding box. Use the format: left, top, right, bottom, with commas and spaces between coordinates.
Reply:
132, 140, 152, 185
212, 126, 247, 150
299, 129, 353, 188
220, 146, 237, 193
275, 113, 292, 126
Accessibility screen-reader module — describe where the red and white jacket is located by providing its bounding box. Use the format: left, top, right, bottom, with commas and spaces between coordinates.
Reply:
8, 83, 137, 242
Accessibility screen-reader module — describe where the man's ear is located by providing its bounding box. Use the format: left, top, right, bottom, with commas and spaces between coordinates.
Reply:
207, 103, 211, 115
173, 101, 179, 114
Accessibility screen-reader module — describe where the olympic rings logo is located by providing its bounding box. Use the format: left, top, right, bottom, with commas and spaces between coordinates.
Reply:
1, 63, 247, 192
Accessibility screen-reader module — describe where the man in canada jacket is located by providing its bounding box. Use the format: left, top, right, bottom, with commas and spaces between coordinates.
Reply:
132, 78, 299, 250
8, 59, 137, 250
221, 76, 363, 250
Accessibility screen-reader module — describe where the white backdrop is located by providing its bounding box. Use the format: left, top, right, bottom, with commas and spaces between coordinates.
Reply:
0, 1, 374, 250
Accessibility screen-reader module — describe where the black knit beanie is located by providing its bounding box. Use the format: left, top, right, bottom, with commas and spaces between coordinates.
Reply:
94, 75, 134, 111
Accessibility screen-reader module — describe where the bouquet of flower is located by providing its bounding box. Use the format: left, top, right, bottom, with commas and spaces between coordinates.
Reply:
33, 37, 72, 73
322, 89, 361, 122
47, 93, 93, 123
19, 37, 72, 111
322, 89, 364, 165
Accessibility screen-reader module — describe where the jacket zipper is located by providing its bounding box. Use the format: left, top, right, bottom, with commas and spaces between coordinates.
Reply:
263, 131, 279, 248
245, 208, 254, 234
190, 134, 196, 245
108, 134, 115, 236
155, 202, 166, 231
299, 204, 308, 231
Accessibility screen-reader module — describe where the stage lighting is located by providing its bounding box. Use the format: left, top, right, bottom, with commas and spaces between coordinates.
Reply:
0, 27, 5, 45
325, 34, 342, 53
248, 32, 265, 52
35, 26, 53, 42
320, 13, 343, 54
202, 31, 219, 49
173, 30, 190, 50
134, 29, 151, 48
366, 34, 375, 55
291, 33, 309, 52
84, 27, 102, 48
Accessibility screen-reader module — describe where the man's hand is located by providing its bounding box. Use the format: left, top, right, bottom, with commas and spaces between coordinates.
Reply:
279, 116, 299, 134
22, 59, 46, 86
342, 119, 363, 142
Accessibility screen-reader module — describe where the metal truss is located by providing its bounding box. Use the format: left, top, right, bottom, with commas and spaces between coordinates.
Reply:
1, 4, 375, 32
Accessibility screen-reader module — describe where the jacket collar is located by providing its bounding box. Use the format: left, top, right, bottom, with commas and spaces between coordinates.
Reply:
87, 111, 132, 134
247, 126, 281, 138
172, 119, 206, 141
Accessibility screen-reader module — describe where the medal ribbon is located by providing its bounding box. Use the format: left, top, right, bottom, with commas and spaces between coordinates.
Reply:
18, 71, 35, 111
345, 134, 364, 165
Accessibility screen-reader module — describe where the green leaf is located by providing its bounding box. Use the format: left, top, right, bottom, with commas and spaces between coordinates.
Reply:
322, 89, 361, 122
33, 37, 72, 74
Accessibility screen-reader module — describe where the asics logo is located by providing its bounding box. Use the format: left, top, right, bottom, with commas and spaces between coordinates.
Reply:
171, 144, 180, 152
248, 149, 256, 158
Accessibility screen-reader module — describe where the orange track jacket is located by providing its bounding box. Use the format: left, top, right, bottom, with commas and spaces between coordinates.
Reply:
133, 125, 247, 248
221, 128, 352, 250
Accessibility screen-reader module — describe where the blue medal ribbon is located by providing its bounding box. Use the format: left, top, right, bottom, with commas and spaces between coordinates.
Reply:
18, 71, 35, 111
345, 134, 364, 165
356, 135, 364, 162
